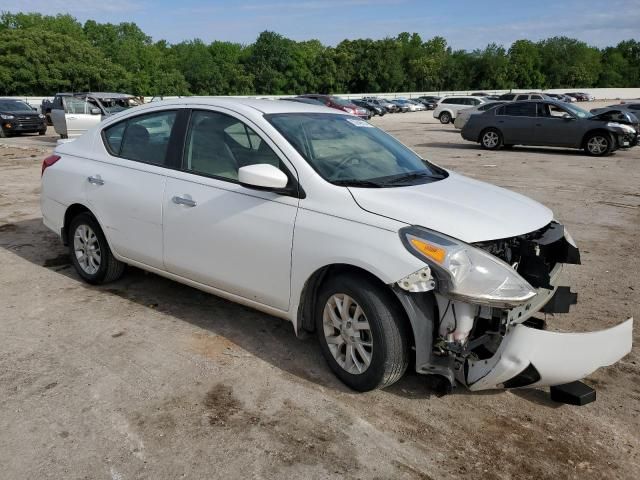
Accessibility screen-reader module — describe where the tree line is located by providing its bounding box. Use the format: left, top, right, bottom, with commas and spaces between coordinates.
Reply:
0, 12, 638, 97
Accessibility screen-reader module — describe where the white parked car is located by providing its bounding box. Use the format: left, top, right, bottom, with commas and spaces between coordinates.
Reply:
433, 96, 489, 124
453, 101, 506, 129
40, 98, 632, 395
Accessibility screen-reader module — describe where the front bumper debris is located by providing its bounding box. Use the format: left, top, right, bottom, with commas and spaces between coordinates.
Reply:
464, 318, 633, 391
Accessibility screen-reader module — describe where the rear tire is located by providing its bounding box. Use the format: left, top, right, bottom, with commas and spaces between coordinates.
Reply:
0, 128, 6, 138
584, 132, 613, 156
480, 128, 503, 150
315, 273, 409, 391
68, 213, 125, 285
439, 112, 452, 124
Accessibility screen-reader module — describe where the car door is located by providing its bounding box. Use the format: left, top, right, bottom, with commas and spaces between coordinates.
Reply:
534, 102, 581, 147
162, 108, 299, 311
61, 96, 102, 136
86, 108, 184, 269
495, 103, 537, 144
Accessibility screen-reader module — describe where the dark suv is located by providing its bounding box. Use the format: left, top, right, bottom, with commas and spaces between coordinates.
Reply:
0, 98, 47, 137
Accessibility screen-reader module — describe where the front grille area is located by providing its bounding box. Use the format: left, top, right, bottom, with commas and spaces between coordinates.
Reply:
15, 116, 42, 128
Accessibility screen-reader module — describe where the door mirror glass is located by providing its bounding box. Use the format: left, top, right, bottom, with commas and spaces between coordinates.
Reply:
239, 164, 288, 190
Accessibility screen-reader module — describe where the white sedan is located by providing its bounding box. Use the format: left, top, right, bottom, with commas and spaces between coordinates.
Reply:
40, 98, 632, 395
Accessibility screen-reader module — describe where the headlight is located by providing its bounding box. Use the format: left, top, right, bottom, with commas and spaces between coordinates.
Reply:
399, 226, 537, 307
38, 114, 45, 119
0, 114, 15, 120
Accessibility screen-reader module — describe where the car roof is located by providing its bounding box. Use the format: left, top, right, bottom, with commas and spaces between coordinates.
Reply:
115, 97, 344, 116
75, 92, 135, 99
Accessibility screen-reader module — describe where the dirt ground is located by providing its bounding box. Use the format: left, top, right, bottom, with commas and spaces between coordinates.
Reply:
0, 102, 638, 480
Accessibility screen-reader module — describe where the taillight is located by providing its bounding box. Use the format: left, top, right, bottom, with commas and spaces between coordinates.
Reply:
41, 155, 61, 177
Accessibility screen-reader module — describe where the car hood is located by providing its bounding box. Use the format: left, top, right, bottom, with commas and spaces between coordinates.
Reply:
2, 110, 39, 116
350, 172, 553, 243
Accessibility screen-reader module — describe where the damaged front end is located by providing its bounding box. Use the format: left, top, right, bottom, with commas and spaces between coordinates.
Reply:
395, 222, 633, 393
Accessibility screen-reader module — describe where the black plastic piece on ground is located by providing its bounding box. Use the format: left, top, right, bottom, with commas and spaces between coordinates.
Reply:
542, 286, 578, 314
550, 381, 596, 405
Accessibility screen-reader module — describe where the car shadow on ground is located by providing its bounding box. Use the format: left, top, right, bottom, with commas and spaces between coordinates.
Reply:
0, 217, 560, 406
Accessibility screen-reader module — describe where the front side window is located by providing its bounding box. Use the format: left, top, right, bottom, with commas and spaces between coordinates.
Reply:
515, 94, 529, 101
538, 103, 572, 118
267, 113, 447, 187
103, 110, 177, 166
184, 110, 283, 181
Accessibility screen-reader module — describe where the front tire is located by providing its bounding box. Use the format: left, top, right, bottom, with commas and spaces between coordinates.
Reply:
439, 112, 452, 124
584, 132, 613, 156
316, 273, 409, 391
68, 213, 125, 285
480, 128, 503, 150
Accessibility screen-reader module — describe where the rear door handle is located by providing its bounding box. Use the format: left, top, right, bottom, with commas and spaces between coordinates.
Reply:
87, 175, 104, 185
172, 195, 196, 207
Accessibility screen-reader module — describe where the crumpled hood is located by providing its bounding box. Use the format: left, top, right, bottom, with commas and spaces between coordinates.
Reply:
350, 172, 553, 243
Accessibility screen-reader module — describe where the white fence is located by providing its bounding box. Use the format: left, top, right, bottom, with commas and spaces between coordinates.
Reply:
5, 88, 640, 112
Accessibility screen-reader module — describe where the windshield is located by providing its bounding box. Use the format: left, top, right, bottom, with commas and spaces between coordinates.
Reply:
266, 113, 447, 187
0, 100, 33, 112
564, 103, 592, 118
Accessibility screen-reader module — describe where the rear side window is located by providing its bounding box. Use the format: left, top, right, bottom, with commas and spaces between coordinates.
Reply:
515, 94, 529, 101
531, 95, 543, 100
104, 122, 125, 153
499, 103, 537, 117
103, 110, 177, 166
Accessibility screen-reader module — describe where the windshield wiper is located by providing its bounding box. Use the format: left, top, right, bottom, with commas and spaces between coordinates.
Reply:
332, 179, 384, 188
378, 171, 436, 185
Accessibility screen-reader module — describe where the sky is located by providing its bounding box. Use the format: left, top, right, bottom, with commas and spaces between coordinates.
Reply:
3, 0, 639, 49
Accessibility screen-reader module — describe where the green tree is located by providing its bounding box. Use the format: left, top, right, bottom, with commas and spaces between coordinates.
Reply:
508, 40, 544, 88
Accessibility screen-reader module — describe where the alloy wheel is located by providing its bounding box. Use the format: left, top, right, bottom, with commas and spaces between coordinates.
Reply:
322, 294, 373, 374
73, 224, 101, 275
483, 131, 500, 148
587, 136, 608, 155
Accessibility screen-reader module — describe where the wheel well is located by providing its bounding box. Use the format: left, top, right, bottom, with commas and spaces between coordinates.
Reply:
581, 129, 613, 148
297, 264, 415, 348
62, 203, 93, 245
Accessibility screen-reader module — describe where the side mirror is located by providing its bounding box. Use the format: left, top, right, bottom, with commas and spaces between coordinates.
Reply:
238, 164, 288, 190
32, 107, 38, 111
90, 108, 101, 115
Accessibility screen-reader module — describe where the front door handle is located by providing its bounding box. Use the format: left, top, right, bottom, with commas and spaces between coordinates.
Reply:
172, 195, 196, 207
87, 175, 104, 185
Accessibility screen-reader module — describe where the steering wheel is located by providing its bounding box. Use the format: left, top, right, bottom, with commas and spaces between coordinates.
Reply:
332, 155, 362, 179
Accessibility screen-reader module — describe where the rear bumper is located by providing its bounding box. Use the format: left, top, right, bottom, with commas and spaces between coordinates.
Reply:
465, 318, 633, 390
